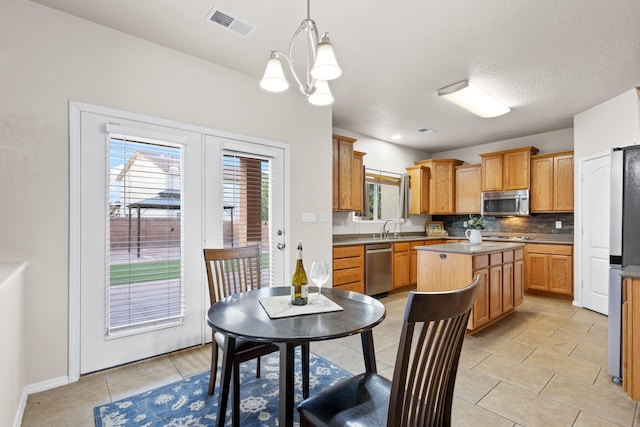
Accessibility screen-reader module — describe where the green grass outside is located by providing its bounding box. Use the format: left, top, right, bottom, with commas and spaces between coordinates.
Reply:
110, 260, 181, 286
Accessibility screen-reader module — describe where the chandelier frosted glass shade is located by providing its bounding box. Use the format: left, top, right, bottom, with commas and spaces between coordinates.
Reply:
308, 80, 334, 106
438, 80, 510, 118
260, 53, 289, 93
310, 34, 341, 81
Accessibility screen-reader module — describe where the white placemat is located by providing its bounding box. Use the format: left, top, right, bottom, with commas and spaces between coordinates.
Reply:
259, 294, 344, 319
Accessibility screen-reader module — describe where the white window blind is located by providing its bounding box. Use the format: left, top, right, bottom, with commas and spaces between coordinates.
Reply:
222, 153, 271, 286
107, 136, 184, 336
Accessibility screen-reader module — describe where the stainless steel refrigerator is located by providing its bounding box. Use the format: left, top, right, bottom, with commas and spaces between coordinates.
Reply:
608, 145, 640, 382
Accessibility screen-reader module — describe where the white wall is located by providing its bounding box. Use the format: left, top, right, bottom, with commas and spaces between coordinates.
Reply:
331, 128, 432, 236
432, 128, 574, 164
0, 263, 27, 427
0, 0, 332, 388
573, 88, 640, 306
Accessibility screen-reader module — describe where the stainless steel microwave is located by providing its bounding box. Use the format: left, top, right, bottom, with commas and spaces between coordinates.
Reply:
481, 189, 530, 216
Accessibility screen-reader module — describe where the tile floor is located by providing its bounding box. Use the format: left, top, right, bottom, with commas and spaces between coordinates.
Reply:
21, 292, 640, 426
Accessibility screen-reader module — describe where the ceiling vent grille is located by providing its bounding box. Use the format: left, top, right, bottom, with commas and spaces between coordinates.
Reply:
418, 127, 437, 134
206, 6, 254, 37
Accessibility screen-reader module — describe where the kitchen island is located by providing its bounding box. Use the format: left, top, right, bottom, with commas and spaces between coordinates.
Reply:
416, 242, 525, 332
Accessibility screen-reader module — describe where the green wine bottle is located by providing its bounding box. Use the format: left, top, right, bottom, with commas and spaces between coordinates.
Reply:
291, 240, 308, 305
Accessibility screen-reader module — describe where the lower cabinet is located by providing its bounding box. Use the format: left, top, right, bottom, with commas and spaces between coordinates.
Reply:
393, 242, 410, 289
409, 239, 444, 285
525, 244, 573, 298
623, 277, 640, 401
332, 245, 364, 293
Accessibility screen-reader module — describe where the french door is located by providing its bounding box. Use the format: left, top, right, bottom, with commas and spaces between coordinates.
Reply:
70, 103, 288, 376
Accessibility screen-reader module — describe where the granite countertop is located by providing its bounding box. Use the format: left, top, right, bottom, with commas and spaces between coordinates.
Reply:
621, 265, 640, 279
415, 241, 526, 255
333, 233, 573, 247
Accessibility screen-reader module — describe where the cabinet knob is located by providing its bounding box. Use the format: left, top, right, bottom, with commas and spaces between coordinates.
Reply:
439, 253, 446, 259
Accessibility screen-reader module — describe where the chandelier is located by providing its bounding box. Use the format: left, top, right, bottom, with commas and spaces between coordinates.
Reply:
259, 0, 341, 106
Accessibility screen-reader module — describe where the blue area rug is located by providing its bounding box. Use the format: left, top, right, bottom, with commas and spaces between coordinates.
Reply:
94, 351, 351, 426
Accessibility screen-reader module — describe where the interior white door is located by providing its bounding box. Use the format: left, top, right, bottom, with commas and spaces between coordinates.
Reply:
77, 111, 204, 374
203, 135, 288, 287
581, 152, 611, 314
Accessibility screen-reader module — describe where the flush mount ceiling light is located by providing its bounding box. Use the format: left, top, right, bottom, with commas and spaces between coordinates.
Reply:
259, 0, 341, 106
438, 80, 510, 118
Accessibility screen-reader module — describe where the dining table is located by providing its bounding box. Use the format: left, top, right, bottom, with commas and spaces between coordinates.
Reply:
206, 286, 386, 427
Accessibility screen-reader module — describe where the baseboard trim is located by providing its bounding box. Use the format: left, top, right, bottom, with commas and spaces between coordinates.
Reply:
24, 375, 69, 395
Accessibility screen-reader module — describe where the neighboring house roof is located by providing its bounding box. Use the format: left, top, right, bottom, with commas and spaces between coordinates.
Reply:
115, 151, 181, 182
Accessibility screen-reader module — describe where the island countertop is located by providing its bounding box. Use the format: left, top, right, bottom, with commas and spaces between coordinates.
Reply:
415, 241, 526, 254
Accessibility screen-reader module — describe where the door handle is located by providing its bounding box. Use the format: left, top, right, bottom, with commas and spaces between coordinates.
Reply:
277, 243, 286, 250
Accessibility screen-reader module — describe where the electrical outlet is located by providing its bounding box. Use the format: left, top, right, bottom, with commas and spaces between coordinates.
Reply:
463, 220, 468, 228
555, 220, 562, 229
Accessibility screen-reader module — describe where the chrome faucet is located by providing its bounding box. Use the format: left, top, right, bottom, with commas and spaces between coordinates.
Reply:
382, 219, 394, 239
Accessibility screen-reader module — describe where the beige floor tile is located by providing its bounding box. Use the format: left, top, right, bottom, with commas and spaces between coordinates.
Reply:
511, 329, 578, 355
473, 354, 554, 393
541, 375, 636, 426
103, 355, 175, 386
570, 340, 609, 367
574, 411, 628, 427
107, 365, 184, 401
458, 339, 491, 369
169, 345, 211, 377
452, 396, 515, 427
454, 367, 500, 403
478, 382, 579, 427
524, 347, 601, 385
464, 335, 535, 362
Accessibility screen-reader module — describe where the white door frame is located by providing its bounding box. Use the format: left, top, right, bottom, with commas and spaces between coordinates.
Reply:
69, 101, 291, 381
575, 150, 611, 309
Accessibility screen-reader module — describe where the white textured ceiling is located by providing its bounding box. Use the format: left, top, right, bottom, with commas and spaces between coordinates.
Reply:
31, 0, 640, 152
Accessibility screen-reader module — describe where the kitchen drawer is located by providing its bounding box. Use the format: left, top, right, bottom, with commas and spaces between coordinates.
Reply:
473, 255, 489, 270
394, 242, 410, 252
503, 250, 514, 263
410, 241, 426, 249
333, 257, 362, 270
334, 282, 364, 293
334, 245, 364, 258
490, 252, 503, 266
526, 243, 572, 255
334, 267, 362, 286
515, 248, 524, 261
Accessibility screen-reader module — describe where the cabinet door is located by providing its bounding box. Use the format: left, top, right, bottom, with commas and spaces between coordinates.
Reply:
553, 154, 574, 211
332, 138, 339, 210
352, 151, 365, 212
481, 154, 503, 191
470, 268, 490, 329
430, 162, 457, 214
531, 157, 553, 212
548, 254, 573, 295
503, 150, 531, 190
409, 241, 425, 285
407, 166, 430, 214
489, 265, 503, 319
337, 139, 354, 210
393, 250, 410, 288
513, 259, 524, 306
456, 165, 481, 214
526, 253, 548, 291
503, 262, 514, 313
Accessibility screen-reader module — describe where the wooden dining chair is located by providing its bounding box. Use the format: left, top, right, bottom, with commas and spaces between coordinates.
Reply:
204, 245, 309, 426
297, 275, 481, 427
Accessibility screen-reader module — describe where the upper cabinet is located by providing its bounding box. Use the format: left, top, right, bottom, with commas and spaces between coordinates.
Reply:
455, 164, 481, 214
480, 146, 539, 191
531, 151, 574, 212
408, 159, 462, 214
332, 134, 365, 212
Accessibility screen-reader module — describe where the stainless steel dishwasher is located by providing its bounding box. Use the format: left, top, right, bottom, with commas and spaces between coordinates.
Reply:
365, 243, 393, 296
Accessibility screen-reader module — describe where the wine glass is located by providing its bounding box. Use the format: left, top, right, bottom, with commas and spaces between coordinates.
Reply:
310, 261, 330, 300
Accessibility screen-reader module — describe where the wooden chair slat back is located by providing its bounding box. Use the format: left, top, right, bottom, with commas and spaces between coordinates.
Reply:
203, 246, 262, 304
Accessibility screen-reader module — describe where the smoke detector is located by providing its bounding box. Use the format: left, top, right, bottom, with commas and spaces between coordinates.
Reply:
206, 6, 254, 37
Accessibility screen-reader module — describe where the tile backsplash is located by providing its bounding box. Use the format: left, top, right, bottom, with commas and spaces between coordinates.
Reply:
432, 213, 574, 236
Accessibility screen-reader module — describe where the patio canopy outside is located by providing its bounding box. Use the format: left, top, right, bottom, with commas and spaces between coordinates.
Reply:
127, 190, 181, 258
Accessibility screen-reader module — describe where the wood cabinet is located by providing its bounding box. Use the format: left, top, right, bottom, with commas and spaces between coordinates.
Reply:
531, 151, 574, 212
455, 164, 481, 213
408, 159, 462, 214
332, 134, 365, 212
406, 165, 429, 214
480, 146, 539, 191
525, 244, 573, 297
623, 277, 640, 401
417, 245, 525, 332
393, 242, 410, 289
409, 240, 445, 285
332, 245, 364, 293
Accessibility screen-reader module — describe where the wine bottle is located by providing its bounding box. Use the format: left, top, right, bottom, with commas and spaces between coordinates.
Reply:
291, 240, 309, 305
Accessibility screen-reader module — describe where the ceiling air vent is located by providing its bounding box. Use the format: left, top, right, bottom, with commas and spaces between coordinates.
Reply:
418, 127, 437, 134
206, 6, 255, 37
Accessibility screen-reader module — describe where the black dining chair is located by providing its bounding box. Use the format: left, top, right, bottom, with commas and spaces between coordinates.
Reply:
204, 246, 309, 427
297, 275, 481, 427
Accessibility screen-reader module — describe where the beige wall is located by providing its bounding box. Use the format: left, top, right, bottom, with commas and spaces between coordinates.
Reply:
0, 0, 332, 387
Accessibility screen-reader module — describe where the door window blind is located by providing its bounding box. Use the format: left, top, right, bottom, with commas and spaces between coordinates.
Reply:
222, 153, 271, 286
107, 136, 185, 336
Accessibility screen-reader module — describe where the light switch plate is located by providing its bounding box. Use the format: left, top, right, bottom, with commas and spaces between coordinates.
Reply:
555, 220, 562, 229
302, 212, 316, 223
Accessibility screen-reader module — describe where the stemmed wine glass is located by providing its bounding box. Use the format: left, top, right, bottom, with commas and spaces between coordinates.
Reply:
310, 261, 330, 301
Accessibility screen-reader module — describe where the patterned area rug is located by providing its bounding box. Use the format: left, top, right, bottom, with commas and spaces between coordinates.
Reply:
94, 351, 351, 426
